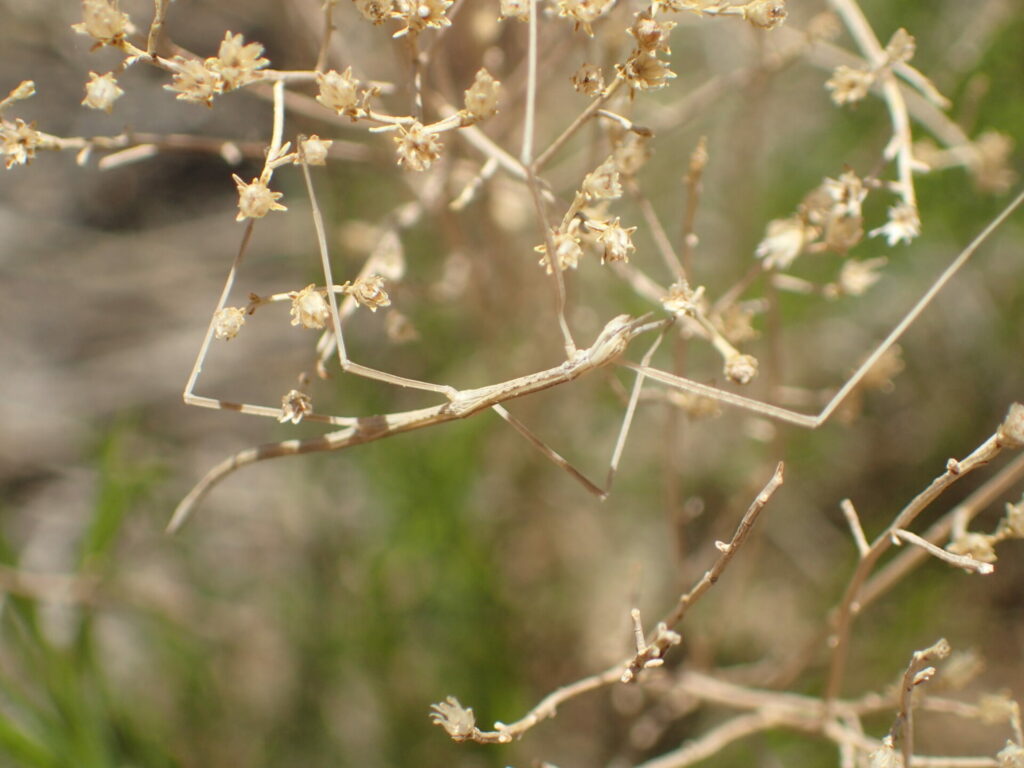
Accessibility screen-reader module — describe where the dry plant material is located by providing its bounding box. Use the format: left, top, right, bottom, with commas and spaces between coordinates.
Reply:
6, 0, 1024, 765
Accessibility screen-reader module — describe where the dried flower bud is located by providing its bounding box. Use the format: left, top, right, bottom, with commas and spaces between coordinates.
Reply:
1, 80, 36, 109
463, 69, 500, 123
997, 402, 1024, 449
165, 57, 222, 106
755, 216, 812, 270
744, 0, 787, 30
205, 32, 270, 91
869, 202, 920, 246
299, 135, 333, 166
885, 28, 916, 64
725, 354, 759, 385
613, 133, 651, 177
499, 0, 530, 21
355, 0, 393, 24
661, 280, 705, 317
1, 118, 43, 169
834, 256, 887, 297
571, 62, 605, 96
82, 71, 124, 113
394, 121, 442, 172
279, 389, 314, 425
594, 218, 637, 263
581, 156, 623, 200
316, 68, 363, 118
351, 274, 391, 311
213, 306, 246, 340
536, 229, 584, 273
556, 0, 614, 36
290, 285, 331, 329
628, 10, 675, 54
429, 696, 476, 741
393, 0, 453, 37
826, 65, 874, 106
232, 175, 287, 221
72, 0, 132, 48
619, 51, 676, 91
823, 170, 867, 218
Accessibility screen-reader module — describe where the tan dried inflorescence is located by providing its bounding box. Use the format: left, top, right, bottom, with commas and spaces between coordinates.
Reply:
232, 175, 287, 221
82, 71, 124, 113
290, 285, 331, 329
394, 122, 443, 172
351, 275, 392, 312
165, 32, 269, 106
72, 0, 132, 49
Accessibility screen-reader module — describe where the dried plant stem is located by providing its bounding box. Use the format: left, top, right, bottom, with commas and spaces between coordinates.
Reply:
890, 528, 994, 574
146, 0, 169, 56
315, 0, 335, 73
829, 0, 917, 208
664, 462, 784, 628
840, 499, 870, 557
860, 452, 1024, 610
533, 77, 624, 171
894, 639, 951, 767
824, 427, 1011, 706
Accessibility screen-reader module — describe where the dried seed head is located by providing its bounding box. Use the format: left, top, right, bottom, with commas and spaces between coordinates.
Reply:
823, 170, 868, 219
743, 0, 787, 30
619, 51, 676, 91
581, 156, 623, 200
462, 69, 500, 123
299, 135, 333, 166
351, 274, 391, 311
72, 0, 132, 48
1, 118, 43, 169
556, 0, 614, 36
290, 285, 331, 329
755, 217, 812, 270
715, 303, 760, 344
82, 71, 124, 113
394, 122, 442, 172
536, 229, 584, 273
165, 57, 222, 106
429, 696, 476, 741
393, 0, 453, 37
594, 218, 637, 263
823, 213, 864, 253
571, 62, 605, 96
279, 390, 314, 425
725, 354, 759, 385
826, 65, 875, 106
628, 10, 675, 54
869, 203, 920, 246
997, 497, 1024, 539
232, 175, 286, 221
613, 132, 651, 177
833, 256, 887, 297
885, 28, 916, 64
205, 32, 270, 91
316, 68, 363, 118
213, 306, 246, 340
661, 280, 705, 318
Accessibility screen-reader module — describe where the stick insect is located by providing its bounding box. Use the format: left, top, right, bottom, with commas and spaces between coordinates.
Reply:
169, 132, 1024, 532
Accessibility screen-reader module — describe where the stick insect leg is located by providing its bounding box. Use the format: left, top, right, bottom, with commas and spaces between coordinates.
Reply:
298, 153, 458, 399
625, 187, 1024, 430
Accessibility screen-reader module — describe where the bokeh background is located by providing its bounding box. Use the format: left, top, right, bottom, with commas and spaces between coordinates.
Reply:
1, 0, 1023, 766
